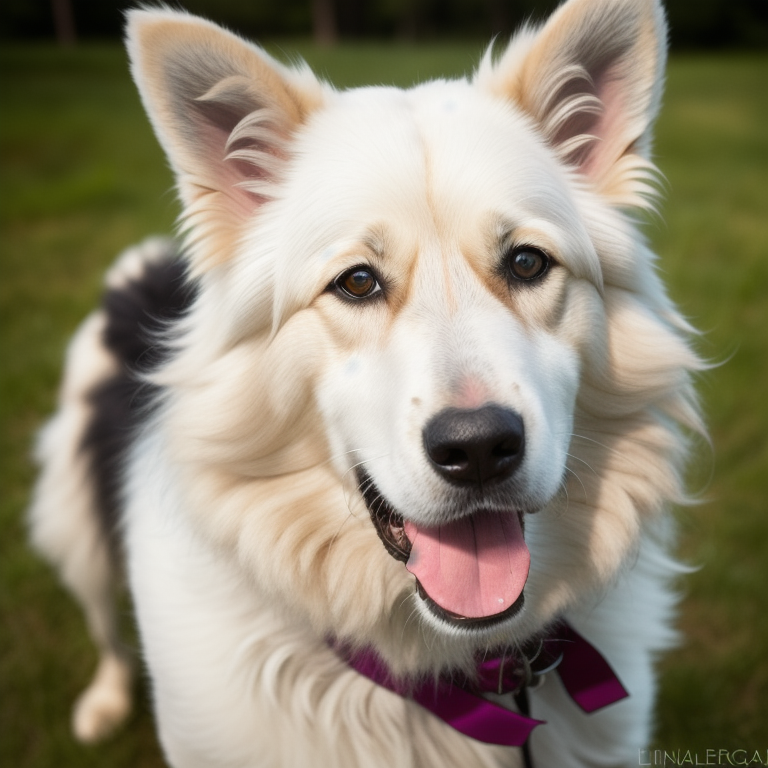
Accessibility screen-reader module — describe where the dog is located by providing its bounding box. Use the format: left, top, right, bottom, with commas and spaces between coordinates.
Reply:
28, 0, 705, 764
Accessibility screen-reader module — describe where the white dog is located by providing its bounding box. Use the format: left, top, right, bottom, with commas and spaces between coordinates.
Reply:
29, 0, 704, 764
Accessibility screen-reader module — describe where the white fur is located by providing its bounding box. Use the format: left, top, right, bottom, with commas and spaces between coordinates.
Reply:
29, 0, 704, 765
29, 301, 130, 743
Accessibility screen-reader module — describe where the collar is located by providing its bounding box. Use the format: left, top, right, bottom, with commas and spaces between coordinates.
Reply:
330, 621, 628, 748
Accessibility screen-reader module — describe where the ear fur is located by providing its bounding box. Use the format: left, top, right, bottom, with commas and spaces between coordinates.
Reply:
476, 0, 667, 206
126, 9, 325, 273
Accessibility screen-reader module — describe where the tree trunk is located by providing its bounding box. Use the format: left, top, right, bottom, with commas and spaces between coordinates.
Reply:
484, 0, 511, 37
312, 0, 338, 46
51, 0, 77, 46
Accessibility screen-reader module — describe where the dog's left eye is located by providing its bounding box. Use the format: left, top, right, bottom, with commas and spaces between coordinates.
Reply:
333, 266, 382, 300
505, 246, 551, 282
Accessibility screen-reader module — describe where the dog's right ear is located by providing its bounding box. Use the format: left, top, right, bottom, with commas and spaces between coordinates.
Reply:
476, 0, 667, 209
126, 10, 325, 274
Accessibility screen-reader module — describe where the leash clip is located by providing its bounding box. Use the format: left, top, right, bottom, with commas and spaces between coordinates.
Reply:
487, 638, 565, 696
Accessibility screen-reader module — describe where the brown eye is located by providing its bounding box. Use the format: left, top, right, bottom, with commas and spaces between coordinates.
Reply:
506, 246, 550, 282
334, 266, 382, 300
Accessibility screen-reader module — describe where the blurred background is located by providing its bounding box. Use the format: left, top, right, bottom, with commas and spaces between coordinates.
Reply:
2, 0, 768, 46
1, 1, 766, 766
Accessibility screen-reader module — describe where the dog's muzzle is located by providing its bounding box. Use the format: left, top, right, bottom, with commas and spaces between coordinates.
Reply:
360, 404, 531, 629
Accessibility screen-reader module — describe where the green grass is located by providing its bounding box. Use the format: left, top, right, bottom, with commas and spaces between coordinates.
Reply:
651, 55, 768, 752
1, 42, 766, 765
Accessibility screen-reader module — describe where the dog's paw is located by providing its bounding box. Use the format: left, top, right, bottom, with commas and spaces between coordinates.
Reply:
72, 654, 133, 743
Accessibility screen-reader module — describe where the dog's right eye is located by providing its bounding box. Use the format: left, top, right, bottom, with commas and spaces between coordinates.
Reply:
505, 246, 551, 283
333, 266, 382, 301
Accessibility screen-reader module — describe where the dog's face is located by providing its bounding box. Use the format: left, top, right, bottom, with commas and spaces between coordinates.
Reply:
296, 88, 589, 628
130, 0, 699, 661
304, 86, 583, 507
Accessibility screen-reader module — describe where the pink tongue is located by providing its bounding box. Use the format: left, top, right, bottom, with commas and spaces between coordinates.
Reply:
404, 512, 529, 619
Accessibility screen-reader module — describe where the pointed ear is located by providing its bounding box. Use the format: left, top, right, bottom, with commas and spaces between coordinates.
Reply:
126, 10, 325, 273
476, 0, 667, 206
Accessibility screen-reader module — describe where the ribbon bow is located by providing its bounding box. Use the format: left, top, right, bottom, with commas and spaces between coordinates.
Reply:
332, 622, 628, 747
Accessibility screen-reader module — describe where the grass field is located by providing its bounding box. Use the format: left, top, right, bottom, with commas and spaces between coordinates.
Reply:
1, 40, 766, 766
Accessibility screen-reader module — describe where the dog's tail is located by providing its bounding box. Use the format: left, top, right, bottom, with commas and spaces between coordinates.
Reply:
27, 236, 193, 742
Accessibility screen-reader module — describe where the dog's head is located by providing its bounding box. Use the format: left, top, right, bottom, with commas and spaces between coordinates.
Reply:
129, 0, 702, 666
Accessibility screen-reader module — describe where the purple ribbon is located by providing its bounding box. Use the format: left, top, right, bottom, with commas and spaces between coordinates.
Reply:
554, 623, 629, 714
333, 622, 628, 747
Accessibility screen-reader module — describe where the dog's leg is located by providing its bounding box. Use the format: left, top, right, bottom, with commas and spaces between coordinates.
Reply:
29, 311, 133, 743
71, 607, 133, 742
64, 529, 133, 744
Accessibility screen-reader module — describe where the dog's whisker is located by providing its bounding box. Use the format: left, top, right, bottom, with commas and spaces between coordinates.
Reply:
563, 464, 588, 503
319, 448, 366, 469
336, 454, 390, 519
339, 453, 391, 494
557, 476, 571, 517
326, 512, 356, 556
566, 431, 652, 473
396, 592, 416, 627
340, 485, 369, 521
565, 451, 598, 477
402, 603, 427, 645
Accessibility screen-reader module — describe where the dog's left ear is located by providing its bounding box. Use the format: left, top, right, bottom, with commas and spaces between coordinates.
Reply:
126, 10, 326, 274
476, 0, 667, 205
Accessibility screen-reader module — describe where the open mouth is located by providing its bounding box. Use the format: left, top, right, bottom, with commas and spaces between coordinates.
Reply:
358, 470, 530, 629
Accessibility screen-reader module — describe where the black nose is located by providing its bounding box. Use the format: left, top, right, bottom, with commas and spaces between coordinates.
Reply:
423, 404, 525, 485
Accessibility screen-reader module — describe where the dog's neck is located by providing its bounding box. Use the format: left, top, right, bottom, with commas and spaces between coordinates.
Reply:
330, 621, 627, 748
